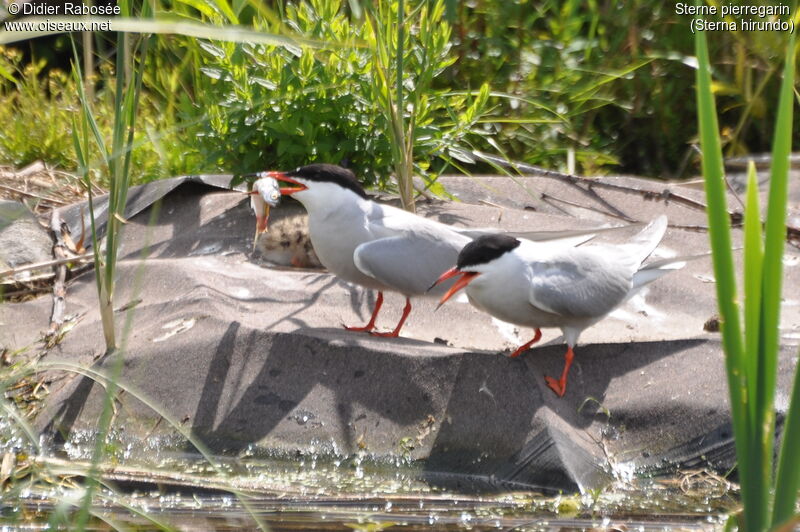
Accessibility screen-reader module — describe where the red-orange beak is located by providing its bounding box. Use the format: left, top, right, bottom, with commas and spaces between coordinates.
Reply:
264, 171, 308, 196
430, 267, 479, 310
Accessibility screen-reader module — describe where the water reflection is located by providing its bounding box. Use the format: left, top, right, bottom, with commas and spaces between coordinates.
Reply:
1, 439, 737, 531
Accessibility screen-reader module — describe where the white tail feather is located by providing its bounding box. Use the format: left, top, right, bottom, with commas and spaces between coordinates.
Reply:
632, 262, 685, 290
620, 215, 668, 266
631, 249, 711, 290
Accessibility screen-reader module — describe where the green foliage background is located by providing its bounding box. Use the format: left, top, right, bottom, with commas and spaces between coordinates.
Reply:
0, 0, 795, 186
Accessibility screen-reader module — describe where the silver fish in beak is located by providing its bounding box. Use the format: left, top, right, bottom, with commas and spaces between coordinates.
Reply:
250, 174, 282, 250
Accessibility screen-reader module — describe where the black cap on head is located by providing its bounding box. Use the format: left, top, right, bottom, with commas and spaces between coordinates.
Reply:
458, 234, 521, 269
287, 163, 368, 199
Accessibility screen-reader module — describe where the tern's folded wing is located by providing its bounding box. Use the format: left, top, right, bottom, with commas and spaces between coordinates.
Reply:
527, 248, 632, 319
353, 233, 468, 296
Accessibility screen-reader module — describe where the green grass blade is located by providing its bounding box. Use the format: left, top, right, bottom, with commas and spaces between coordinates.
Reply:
769, 34, 799, 527
173, 0, 239, 23
758, 30, 795, 445
116, 35, 150, 246
0, 61, 15, 83
772, 357, 800, 525
36, 360, 270, 530
70, 115, 87, 173
743, 160, 763, 424
70, 40, 109, 163
172, 0, 222, 20
742, 159, 770, 524
105, 32, 128, 287
95, 487, 179, 532
70, 114, 103, 304
695, 26, 760, 532
394, 0, 412, 212
209, 0, 239, 24
0, 17, 319, 48
70, 38, 112, 347
101, 33, 127, 312
0, 399, 41, 453
447, 90, 568, 123
73, 350, 124, 531
121, 36, 149, 190
106, 78, 136, 277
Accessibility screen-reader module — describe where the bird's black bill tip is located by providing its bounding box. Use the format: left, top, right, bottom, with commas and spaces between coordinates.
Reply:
427, 267, 460, 294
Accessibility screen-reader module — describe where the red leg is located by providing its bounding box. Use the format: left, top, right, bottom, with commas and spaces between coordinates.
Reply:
372, 297, 412, 338
545, 346, 575, 397
509, 328, 542, 358
344, 292, 384, 333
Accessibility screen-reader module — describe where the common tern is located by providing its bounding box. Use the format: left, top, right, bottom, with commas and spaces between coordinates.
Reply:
431, 215, 682, 397
249, 163, 474, 336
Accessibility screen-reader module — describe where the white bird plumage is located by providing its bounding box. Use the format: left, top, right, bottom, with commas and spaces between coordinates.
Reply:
433, 215, 683, 396
251, 163, 603, 337
255, 164, 473, 336
248, 164, 684, 397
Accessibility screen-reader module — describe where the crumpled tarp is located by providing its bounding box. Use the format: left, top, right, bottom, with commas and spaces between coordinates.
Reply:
2, 169, 798, 491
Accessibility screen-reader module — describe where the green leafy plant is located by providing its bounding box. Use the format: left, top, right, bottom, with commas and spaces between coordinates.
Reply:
364, 0, 491, 210
442, 0, 666, 175
189, 0, 395, 186
367, 0, 415, 210
0, 43, 202, 185
443, 1, 800, 178
190, 0, 491, 199
696, 27, 799, 532
0, 52, 77, 170
4, 1, 797, 181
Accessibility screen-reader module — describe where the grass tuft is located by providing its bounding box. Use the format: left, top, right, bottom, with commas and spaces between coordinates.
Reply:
696, 25, 798, 532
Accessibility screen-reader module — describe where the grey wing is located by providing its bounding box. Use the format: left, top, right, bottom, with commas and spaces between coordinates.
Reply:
353, 233, 468, 296
527, 248, 633, 319
455, 222, 644, 244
